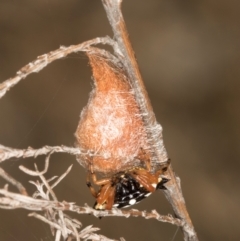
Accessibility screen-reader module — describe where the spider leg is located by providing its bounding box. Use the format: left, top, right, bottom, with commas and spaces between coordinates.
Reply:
87, 157, 112, 185
138, 148, 171, 174
130, 169, 157, 192
133, 149, 170, 193
86, 157, 112, 198
95, 182, 116, 210
89, 170, 111, 185
105, 185, 115, 210
86, 172, 98, 198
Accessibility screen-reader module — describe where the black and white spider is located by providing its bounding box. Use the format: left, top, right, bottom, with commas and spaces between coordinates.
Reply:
87, 165, 169, 210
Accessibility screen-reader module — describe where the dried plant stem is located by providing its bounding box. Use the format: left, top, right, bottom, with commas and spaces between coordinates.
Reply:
29, 212, 63, 230
0, 167, 27, 195
0, 188, 182, 226
101, 1, 198, 240
28, 213, 117, 241
0, 36, 117, 99
102, 0, 168, 167
0, 144, 81, 163
0, 159, 119, 241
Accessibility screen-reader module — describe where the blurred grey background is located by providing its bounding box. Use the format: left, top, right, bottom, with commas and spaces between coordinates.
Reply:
0, 0, 239, 240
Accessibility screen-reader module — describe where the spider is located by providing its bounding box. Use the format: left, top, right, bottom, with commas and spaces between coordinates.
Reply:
86, 156, 170, 210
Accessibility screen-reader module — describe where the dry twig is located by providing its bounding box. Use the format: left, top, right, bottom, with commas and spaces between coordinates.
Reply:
0, 36, 119, 99
0, 144, 81, 163
0, 189, 183, 227
0, 156, 120, 240
101, 0, 198, 240
0, 167, 28, 195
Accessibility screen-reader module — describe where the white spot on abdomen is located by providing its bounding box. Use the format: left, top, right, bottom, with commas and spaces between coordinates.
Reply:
129, 199, 137, 205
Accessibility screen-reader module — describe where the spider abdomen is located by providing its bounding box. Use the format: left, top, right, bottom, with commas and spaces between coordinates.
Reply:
113, 173, 150, 208
93, 169, 169, 210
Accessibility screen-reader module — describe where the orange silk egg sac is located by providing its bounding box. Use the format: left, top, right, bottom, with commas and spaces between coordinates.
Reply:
75, 53, 149, 174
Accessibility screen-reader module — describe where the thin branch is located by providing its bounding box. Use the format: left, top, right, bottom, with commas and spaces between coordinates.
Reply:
64, 217, 80, 241
78, 225, 119, 241
102, 0, 168, 169
29, 212, 62, 230
50, 164, 73, 190
0, 36, 119, 99
0, 144, 81, 163
19, 153, 50, 176
0, 167, 28, 195
55, 230, 62, 241
26, 158, 69, 238
29, 213, 116, 241
0, 189, 182, 226
79, 204, 183, 227
101, 1, 198, 241
35, 160, 58, 201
